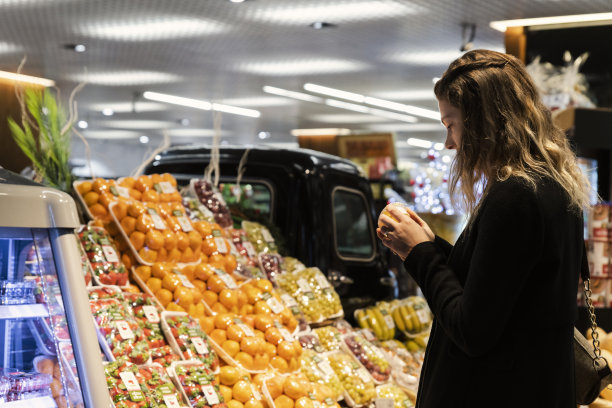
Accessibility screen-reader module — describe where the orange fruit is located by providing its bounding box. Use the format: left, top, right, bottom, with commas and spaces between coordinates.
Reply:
129, 231, 146, 251
174, 286, 194, 309
199, 316, 215, 334
161, 173, 177, 186
76, 181, 92, 195
194, 221, 212, 238
227, 324, 245, 343
129, 189, 142, 200
146, 277, 162, 293
254, 315, 274, 332
212, 302, 229, 314
136, 214, 155, 233
145, 229, 165, 250
253, 301, 271, 315
220, 366, 241, 386
274, 395, 294, 408
97, 192, 115, 209
222, 340, 241, 358
134, 175, 153, 192
208, 275, 226, 294
188, 230, 203, 251
121, 253, 133, 270
244, 287, 262, 304
138, 247, 158, 263
83, 191, 99, 206
111, 200, 128, 220
119, 177, 136, 188
245, 399, 264, 408
214, 314, 234, 330
120, 216, 137, 235
180, 247, 195, 263
270, 356, 289, 373
202, 238, 217, 256
167, 248, 182, 262
240, 337, 260, 357
176, 232, 190, 251
203, 290, 218, 307
263, 342, 277, 358
92, 178, 109, 194
283, 376, 307, 400
232, 380, 253, 403
225, 254, 238, 274
242, 315, 255, 329
89, 203, 108, 218
209, 253, 226, 269
194, 263, 214, 281
162, 274, 181, 292
141, 189, 160, 203
210, 329, 227, 345
254, 279, 273, 293
239, 304, 254, 316
253, 353, 270, 371
134, 265, 151, 281
193, 279, 206, 293
264, 328, 283, 346
277, 341, 295, 361
155, 288, 173, 307
156, 247, 167, 262
235, 352, 254, 371
163, 230, 177, 250
266, 376, 284, 400
294, 397, 314, 408
151, 263, 168, 279
127, 202, 146, 218
219, 289, 239, 310
219, 385, 233, 405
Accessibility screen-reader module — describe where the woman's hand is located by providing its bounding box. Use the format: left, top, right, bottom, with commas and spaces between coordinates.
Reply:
377, 205, 434, 260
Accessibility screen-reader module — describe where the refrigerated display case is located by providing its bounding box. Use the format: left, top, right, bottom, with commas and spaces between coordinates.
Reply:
0, 169, 110, 407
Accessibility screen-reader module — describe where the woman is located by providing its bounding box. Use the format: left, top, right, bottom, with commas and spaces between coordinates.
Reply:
378, 49, 591, 407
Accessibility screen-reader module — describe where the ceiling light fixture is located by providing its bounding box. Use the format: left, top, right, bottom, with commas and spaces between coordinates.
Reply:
304, 83, 440, 120
143, 91, 260, 118
262, 86, 324, 103
102, 108, 114, 116
309, 22, 337, 29
77, 120, 88, 129
82, 18, 226, 41
490, 12, 612, 32
0, 70, 55, 87
139, 135, 150, 144
258, 131, 271, 139
324, 98, 370, 113
229, 0, 246, 2
291, 128, 351, 137
407, 138, 433, 149
74, 44, 86, 52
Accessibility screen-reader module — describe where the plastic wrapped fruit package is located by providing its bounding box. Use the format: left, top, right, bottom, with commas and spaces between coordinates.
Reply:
217, 365, 266, 408
119, 174, 182, 203
74, 177, 131, 222
162, 312, 220, 371
400, 296, 433, 336
379, 341, 423, 382
237, 279, 299, 332
263, 373, 342, 408
376, 383, 415, 408
77, 225, 129, 286
327, 352, 376, 407
89, 298, 151, 364
183, 196, 217, 223
354, 303, 396, 341
297, 332, 324, 353
169, 361, 227, 408
227, 228, 259, 265
282, 257, 306, 274
257, 253, 284, 283
190, 179, 233, 228
242, 221, 278, 254
298, 350, 345, 400
137, 363, 185, 408
191, 221, 239, 275
341, 333, 390, 383
313, 326, 343, 352
87, 286, 124, 301
0, 369, 53, 402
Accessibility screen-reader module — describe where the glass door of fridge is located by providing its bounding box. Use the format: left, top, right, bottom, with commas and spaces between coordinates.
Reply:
0, 227, 84, 407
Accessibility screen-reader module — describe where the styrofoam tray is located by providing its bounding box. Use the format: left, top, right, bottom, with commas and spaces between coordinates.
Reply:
340, 333, 390, 385
78, 225, 130, 288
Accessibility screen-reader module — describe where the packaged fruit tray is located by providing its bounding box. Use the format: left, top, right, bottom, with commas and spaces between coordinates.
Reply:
73, 179, 132, 222
327, 351, 376, 408
161, 312, 220, 372
87, 285, 124, 301
340, 333, 391, 384
375, 383, 415, 408
189, 179, 233, 228
262, 372, 342, 408
77, 224, 129, 287
242, 221, 278, 254
167, 360, 226, 408
298, 350, 345, 401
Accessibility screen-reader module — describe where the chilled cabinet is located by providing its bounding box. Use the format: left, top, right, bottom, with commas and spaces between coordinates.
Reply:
0, 169, 110, 407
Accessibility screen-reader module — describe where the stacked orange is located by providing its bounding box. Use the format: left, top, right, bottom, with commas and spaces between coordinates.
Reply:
218, 365, 267, 408
198, 312, 303, 373
134, 263, 205, 318
193, 220, 239, 274
238, 279, 299, 332
263, 374, 341, 408
117, 174, 182, 204
75, 178, 129, 222
182, 262, 245, 315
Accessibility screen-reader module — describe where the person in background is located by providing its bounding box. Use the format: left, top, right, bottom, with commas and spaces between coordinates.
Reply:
377, 49, 591, 408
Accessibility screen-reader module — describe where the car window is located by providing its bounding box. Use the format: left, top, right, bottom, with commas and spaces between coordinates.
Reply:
332, 187, 374, 260
219, 181, 272, 220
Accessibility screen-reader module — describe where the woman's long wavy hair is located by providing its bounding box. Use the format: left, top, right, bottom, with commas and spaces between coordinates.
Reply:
434, 49, 592, 218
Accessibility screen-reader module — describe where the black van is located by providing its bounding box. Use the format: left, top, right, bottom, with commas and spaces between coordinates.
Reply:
145, 144, 397, 318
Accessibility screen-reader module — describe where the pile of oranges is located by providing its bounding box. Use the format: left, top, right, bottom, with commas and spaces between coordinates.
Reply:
218, 365, 265, 408
263, 373, 341, 408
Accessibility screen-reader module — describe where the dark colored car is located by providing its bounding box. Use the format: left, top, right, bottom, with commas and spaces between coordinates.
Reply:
145, 145, 396, 318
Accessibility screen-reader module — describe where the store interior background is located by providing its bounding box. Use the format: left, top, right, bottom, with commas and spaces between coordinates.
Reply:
1, 0, 612, 202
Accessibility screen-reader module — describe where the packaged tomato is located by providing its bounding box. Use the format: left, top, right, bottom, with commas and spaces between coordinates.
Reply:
137, 363, 184, 407
77, 225, 128, 286
104, 358, 150, 408
150, 346, 182, 368
169, 361, 227, 408
162, 312, 219, 371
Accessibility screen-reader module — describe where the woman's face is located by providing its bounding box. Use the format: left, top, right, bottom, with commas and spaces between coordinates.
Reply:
438, 98, 463, 150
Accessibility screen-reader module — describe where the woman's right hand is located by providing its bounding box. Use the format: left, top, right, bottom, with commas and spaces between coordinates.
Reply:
377, 204, 434, 260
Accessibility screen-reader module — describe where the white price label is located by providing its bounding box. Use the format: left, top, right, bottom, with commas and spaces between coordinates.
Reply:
177, 273, 195, 288
375, 398, 395, 408
198, 205, 214, 218
317, 361, 335, 377
116, 320, 135, 340
214, 237, 228, 254
177, 216, 193, 232
142, 305, 160, 323
191, 336, 209, 355
116, 186, 131, 198
215, 269, 237, 289
229, 241, 239, 256
163, 395, 181, 408
234, 318, 255, 337
384, 315, 395, 329
297, 278, 312, 294
278, 327, 294, 342
266, 296, 285, 314
281, 294, 298, 308
416, 309, 430, 325
102, 245, 120, 263
361, 329, 376, 341
315, 274, 331, 289
201, 385, 220, 405
293, 264, 306, 272
119, 371, 141, 391
261, 228, 274, 243
243, 242, 257, 258
147, 210, 167, 230
357, 368, 371, 384
158, 181, 176, 194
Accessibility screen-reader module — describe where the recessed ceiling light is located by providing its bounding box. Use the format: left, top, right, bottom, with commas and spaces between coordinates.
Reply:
102, 108, 114, 116
139, 135, 150, 144
238, 59, 368, 76
77, 120, 88, 129
291, 128, 350, 137
143, 91, 260, 118
490, 12, 612, 32
71, 71, 181, 86
309, 22, 337, 29
80, 18, 226, 41
228, 0, 246, 3
263, 86, 324, 103
258, 131, 271, 139
0, 70, 54, 87
74, 44, 86, 52
179, 118, 190, 126
407, 138, 433, 149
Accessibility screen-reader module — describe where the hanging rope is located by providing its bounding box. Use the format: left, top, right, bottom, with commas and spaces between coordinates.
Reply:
131, 130, 171, 177
234, 148, 251, 202
204, 110, 223, 186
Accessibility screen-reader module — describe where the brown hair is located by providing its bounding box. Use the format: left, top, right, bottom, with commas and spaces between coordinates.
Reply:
434, 49, 591, 216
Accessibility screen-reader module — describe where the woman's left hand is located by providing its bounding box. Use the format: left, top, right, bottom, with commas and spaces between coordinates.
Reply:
377, 204, 432, 260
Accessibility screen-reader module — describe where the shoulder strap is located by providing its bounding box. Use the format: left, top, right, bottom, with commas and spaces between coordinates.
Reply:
581, 241, 590, 281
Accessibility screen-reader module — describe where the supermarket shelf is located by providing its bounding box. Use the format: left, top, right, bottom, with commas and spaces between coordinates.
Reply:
4, 396, 56, 408
0, 303, 47, 319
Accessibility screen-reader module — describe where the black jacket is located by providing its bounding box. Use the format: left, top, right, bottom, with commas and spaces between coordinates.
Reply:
404, 176, 583, 407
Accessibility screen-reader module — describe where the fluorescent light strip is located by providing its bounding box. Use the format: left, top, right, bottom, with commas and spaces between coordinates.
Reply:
143, 91, 260, 118
304, 83, 440, 120
291, 128, 351, 137
325, 98, 370, 113
407, 138, 433, 149
490, 12, 612, 32
0, 70, 54, 87
263, 86, 324, 103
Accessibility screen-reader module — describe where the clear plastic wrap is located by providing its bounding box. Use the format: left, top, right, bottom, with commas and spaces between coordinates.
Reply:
77, 225, 129, 286
375, 383, 415, 408
298, 350, 345, 401
341, 333, 390, 384
168, 361, 227, 408
242, 221, 278, 254
327, 352, 376, 407
190, 179, 233, 228
313, 326, 343, 352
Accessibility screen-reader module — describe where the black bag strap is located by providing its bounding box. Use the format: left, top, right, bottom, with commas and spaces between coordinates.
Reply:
581, 241, 590, 282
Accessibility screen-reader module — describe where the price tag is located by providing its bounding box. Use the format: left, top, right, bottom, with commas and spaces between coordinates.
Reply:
201, 385, 220, 405
281, 294, 298, 308
119, 371, 141, 392
215, 269, 237, 289
383, 315, 395, 329
315, 274, 331, 289
163, 395, 181, 408
176, 272, 195, 289
274, 322, 294, 342
147, 209, 167, 230
317, 361, 335, 377
375, 398, 395, 408
177, 216, 193, 232
297, 278, 312, 294
228, 241, 239, 256
116, 320, 135, 340
158, 181, 176, 194
261, 228, 274, 243
142, 305, 160, 323
102, 245, 120, 263
214, 237, 228, 254
191, 336, 209, 355
361, 329, 376, 342
243, 242, 257, 258
234, 318, 255, 337
356, 368, 371, 384
198, 204, 214, 218
325, 398, 335, 406
416, 309, 430, 325
262, 292, 284, 314
116, 186, 131, 198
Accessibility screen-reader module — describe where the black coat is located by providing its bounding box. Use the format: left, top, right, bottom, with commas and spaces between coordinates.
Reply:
404, 176, 583, 408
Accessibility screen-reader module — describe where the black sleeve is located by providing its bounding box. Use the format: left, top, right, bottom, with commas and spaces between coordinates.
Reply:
403, 184, 544, 357
434, 235, 453, 257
